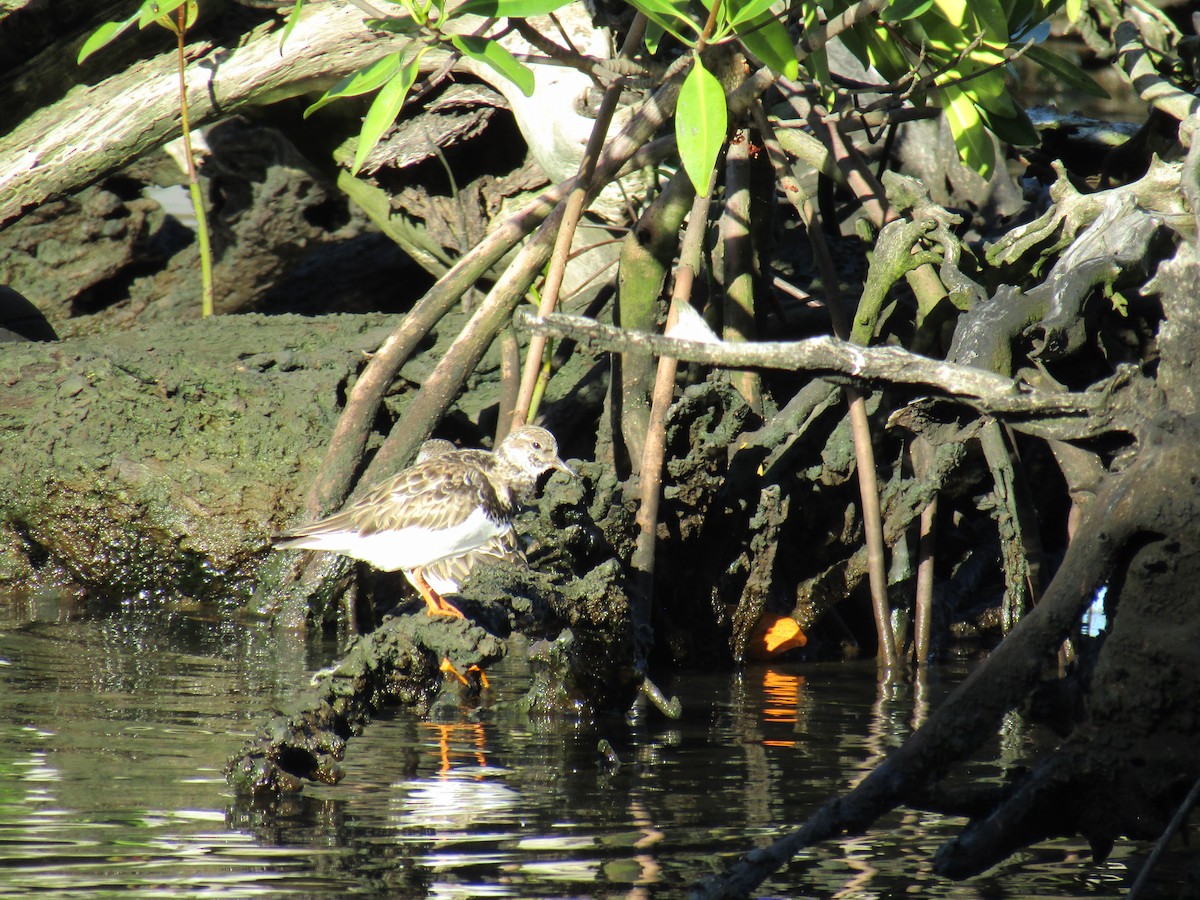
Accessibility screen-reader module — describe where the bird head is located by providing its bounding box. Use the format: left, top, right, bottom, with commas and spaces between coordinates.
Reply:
500, 425, 576, 478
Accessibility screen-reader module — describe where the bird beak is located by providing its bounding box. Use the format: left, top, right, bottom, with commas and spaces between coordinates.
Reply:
553, 457, 577, 478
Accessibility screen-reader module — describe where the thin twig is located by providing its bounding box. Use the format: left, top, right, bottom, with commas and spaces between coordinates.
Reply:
631, 185, 715, 669
752, 102, 898, 670
911, 437, 936, 666
173, 6, 214, 317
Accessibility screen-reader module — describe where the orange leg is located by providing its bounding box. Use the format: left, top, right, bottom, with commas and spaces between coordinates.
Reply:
439, 658, 491, 689
412, 569, 465, 619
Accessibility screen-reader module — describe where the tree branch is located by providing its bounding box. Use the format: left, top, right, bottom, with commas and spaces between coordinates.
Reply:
515, 309, 1146, 440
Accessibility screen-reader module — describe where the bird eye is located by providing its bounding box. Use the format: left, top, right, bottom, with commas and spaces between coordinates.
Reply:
532, 441, 543, 450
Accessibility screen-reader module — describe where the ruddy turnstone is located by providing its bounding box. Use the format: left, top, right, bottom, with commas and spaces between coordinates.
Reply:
277, 425, 573, 618
413, 439, 526, 596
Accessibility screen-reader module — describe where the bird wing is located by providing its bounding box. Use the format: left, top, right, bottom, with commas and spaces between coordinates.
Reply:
352, 458, 506, 536
277, 454, 507, 543
422, 527, 526, 593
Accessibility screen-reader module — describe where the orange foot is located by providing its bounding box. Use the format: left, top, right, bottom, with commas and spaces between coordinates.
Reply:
440, 657, 491, 689
413, 569, 465, 619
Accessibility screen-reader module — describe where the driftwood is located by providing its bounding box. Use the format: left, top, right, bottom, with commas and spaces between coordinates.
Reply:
0, 3, 402, 230
516, 309, 1154, 442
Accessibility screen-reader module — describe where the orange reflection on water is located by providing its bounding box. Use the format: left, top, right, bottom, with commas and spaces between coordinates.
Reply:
417, 721, 489, 776
760, 668, 806, 748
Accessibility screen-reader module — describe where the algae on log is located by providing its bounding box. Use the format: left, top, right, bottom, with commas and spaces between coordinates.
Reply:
0, 313, 443, 607
226, 462, 641, 796
226, 613, 504, 796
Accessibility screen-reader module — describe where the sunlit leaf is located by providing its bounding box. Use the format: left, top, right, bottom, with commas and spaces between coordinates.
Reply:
1025, 44, 1111, 98
853, 21, 910, 81
727, 0, 779, 28
932, 0, 967, 28
627, 0, 702, 43
452, 35, 535, 96
971, 83, 1019, 116
970, 0, 1009, 41
351, 54, 422, 175
676, 59, 727, 194
138, 0, 192, 29
949, 62, 1006, 103
78, 16, 137, 63
881, 0, 935, 23
735, 13, 799, 79
305, 53, 402, 118
942, 84, 995, 177
1065, 0, 1082, 22
454, 0, 570, 15
801, 2, 830, 85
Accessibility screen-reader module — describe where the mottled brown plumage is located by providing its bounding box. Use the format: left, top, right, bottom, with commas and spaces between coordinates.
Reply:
413, 440, 526, 594
276, 425, 572, 617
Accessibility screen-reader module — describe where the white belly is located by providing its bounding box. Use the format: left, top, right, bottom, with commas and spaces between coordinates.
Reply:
287, 507, 502, 572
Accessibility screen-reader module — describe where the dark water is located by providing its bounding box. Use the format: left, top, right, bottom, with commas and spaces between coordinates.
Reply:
0, 594, 1145, 898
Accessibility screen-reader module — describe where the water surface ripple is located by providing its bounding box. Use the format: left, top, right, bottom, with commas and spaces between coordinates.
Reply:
0, 596, 1141, 897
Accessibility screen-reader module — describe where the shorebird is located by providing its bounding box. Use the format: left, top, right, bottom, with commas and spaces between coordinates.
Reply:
276, 426, 573, 619
412, 438, 527, 597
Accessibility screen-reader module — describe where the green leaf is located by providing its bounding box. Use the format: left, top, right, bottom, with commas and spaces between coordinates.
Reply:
727, 0, 779, 29
800, 2, 830, 85
138, 0, 191, 28
970, 83, 1019, 117
1065, 0, 1082, 21
78, 16, 137, 63
454, 0, 571, 15
451, 35, 535, 97
1025, 44, 1111, 98
305, 53, 402, 118
881, 0, 936, 22
970, 0, 1009, 41
942, 85, 995, 177
643, 18, 665, 54
735, 13, 799, 79
367, 16, 425, 35
932, 0, 968, 28
676, 59, 727, 195
951, 62, 1006, 104
627, 0, 702, 43
280, 0, 305, 50
853, 21, 911, 81
351, 55, 423, 175
977, 104, 1039, 146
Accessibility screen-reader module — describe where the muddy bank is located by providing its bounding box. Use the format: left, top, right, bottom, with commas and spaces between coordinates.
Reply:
0, 313, 451, 603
